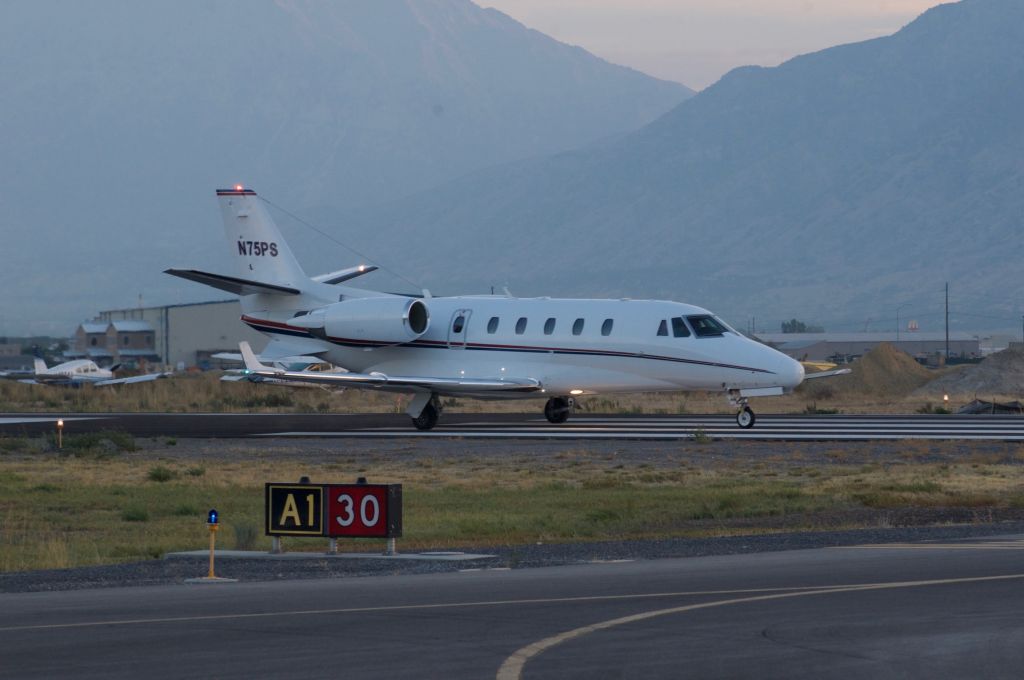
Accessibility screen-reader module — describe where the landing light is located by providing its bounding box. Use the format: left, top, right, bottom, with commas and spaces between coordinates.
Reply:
570, 389, 584, 396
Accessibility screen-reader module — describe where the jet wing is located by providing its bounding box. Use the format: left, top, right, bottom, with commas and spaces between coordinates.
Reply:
803, 368, 852, 380
94, 372, 171, 386
238, 342, 541, 394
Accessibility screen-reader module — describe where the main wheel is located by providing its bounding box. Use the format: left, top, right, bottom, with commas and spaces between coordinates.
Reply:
412, 400, 440, 430
736, 406, 755, 429
544, 396, 571, 424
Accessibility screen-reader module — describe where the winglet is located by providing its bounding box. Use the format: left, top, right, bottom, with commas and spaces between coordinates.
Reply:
239, 341, 275, 374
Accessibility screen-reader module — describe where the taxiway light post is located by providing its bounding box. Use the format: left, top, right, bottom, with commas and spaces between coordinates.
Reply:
56, 419, 64, 450
207, 509, 219, 578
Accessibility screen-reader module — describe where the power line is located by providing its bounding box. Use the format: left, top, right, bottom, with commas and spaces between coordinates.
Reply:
259, 195, 425, 293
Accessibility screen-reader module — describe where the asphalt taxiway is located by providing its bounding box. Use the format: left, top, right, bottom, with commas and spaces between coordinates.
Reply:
1, 412, 1023, 441
3, 534, 1024, 679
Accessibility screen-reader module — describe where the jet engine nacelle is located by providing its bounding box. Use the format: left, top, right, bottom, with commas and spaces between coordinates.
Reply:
294, 296, 429, 345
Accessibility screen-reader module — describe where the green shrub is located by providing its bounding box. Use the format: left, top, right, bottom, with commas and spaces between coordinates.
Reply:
147, 465, 178, 482
122, 507, 150, 522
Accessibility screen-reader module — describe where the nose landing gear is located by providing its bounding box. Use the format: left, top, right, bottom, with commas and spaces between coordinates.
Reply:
544, 396, 574, 424
727, 390, 756, 429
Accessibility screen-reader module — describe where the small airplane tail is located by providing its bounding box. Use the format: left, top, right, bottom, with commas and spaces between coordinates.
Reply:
33, 358, 47, 375
216, 187, 309, 291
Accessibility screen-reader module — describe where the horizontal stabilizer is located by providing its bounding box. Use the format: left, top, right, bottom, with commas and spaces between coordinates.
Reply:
237, 342, 541, 394
164, 269, 300, 296
312, 265, 379, 285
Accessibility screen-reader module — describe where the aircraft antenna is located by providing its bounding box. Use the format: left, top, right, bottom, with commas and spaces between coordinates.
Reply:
258, 195, 425, 293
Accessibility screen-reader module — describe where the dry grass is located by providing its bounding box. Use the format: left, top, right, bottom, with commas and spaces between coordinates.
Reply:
4, 442, 1024, 571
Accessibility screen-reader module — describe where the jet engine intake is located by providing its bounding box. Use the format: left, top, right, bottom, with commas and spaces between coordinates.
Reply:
293, 297, 429, 345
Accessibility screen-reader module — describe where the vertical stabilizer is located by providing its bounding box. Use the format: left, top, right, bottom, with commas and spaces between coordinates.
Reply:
216, 187, 308, 289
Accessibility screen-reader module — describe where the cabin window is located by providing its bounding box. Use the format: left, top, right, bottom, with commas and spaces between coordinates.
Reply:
544, 318, 556, 335
452, 315, 465, 334
487, 316, 499, 334
671, 317, 691, 338
515, 317, 528, 335
601, 319, 614, 336
572, 318, 585, 336
687, 315, 727, 337
657, 320, 668, 336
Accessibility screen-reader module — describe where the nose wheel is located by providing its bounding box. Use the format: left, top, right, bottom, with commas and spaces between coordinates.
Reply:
544, 396, 574, 424
727, 389, 756, 429
736, 406, 755, 429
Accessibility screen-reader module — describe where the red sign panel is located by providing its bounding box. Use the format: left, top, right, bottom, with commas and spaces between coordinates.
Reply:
325, 484, 402, 538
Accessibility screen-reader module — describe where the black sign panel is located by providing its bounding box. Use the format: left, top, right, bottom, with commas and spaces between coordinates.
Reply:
265, 484, 324, 536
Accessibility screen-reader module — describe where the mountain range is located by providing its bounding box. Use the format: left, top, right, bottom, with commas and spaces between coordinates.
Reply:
0, 0, 689, 333
332, 0, 1023, 333
3, 0, 1022, 336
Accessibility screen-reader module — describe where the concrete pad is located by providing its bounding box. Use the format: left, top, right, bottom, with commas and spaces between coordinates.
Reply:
166, 549, 497, 562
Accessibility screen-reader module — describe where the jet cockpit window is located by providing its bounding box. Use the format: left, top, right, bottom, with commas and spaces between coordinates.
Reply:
453, 315, 465, 334
671, 317, 691, 338
487, 316, 499, 334
515, 317, 528, 335
544, 318, 556, 335
687, 315, 727, 337
657, 320, 668, 337
572, 318, 585, 336
601, 319, 614, 336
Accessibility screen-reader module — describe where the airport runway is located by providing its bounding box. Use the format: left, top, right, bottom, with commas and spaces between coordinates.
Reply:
1, 412, 1023, 441
3, 534, 1024, 678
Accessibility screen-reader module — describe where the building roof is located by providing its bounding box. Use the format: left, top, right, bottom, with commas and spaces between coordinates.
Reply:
79, 322, 108, 334
110, 321, 153, 332
117, 349, 160, 357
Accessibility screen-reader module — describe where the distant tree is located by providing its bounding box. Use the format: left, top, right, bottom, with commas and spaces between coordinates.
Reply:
781, 319, 824, 333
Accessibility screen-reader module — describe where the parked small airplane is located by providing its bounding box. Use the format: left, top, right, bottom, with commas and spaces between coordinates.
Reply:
15, 358, 170, 387
212, 351, 349, 387
168, 186, 846, 430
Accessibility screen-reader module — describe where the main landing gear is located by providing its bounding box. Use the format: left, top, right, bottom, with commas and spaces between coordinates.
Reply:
544, 396, 574, 424
410, 393, 442, 431
728, 389, 756, 429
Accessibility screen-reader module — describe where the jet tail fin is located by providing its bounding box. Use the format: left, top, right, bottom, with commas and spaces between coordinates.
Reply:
216, 187, 308, 289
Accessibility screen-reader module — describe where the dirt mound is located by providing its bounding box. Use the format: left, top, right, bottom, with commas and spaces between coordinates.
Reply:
916, 346, 1024, 398
801, 342, 937, 398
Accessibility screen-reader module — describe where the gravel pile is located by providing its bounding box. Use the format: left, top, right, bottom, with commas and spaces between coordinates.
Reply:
5, 522, 1024, 594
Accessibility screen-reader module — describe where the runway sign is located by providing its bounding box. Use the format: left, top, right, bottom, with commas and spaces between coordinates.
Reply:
265, 483, 325, 536
326, 484, 402, 538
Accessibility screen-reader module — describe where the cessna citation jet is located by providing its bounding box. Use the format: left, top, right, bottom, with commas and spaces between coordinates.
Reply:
167, 187, 844, 431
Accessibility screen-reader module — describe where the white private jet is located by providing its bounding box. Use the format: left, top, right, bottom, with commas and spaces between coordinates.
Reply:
167, 187, 845, 430
17, 358, 170, 387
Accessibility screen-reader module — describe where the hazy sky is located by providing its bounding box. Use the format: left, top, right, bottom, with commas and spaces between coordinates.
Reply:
479, 0, 944, 89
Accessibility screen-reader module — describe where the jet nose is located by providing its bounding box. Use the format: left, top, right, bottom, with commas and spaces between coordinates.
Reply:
779, 355, 805, 388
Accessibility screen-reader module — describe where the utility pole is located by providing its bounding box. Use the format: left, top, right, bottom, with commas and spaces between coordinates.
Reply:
945, 282, 950, 360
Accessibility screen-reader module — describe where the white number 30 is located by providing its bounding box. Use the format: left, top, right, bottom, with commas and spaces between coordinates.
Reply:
335, 494, 380, 527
